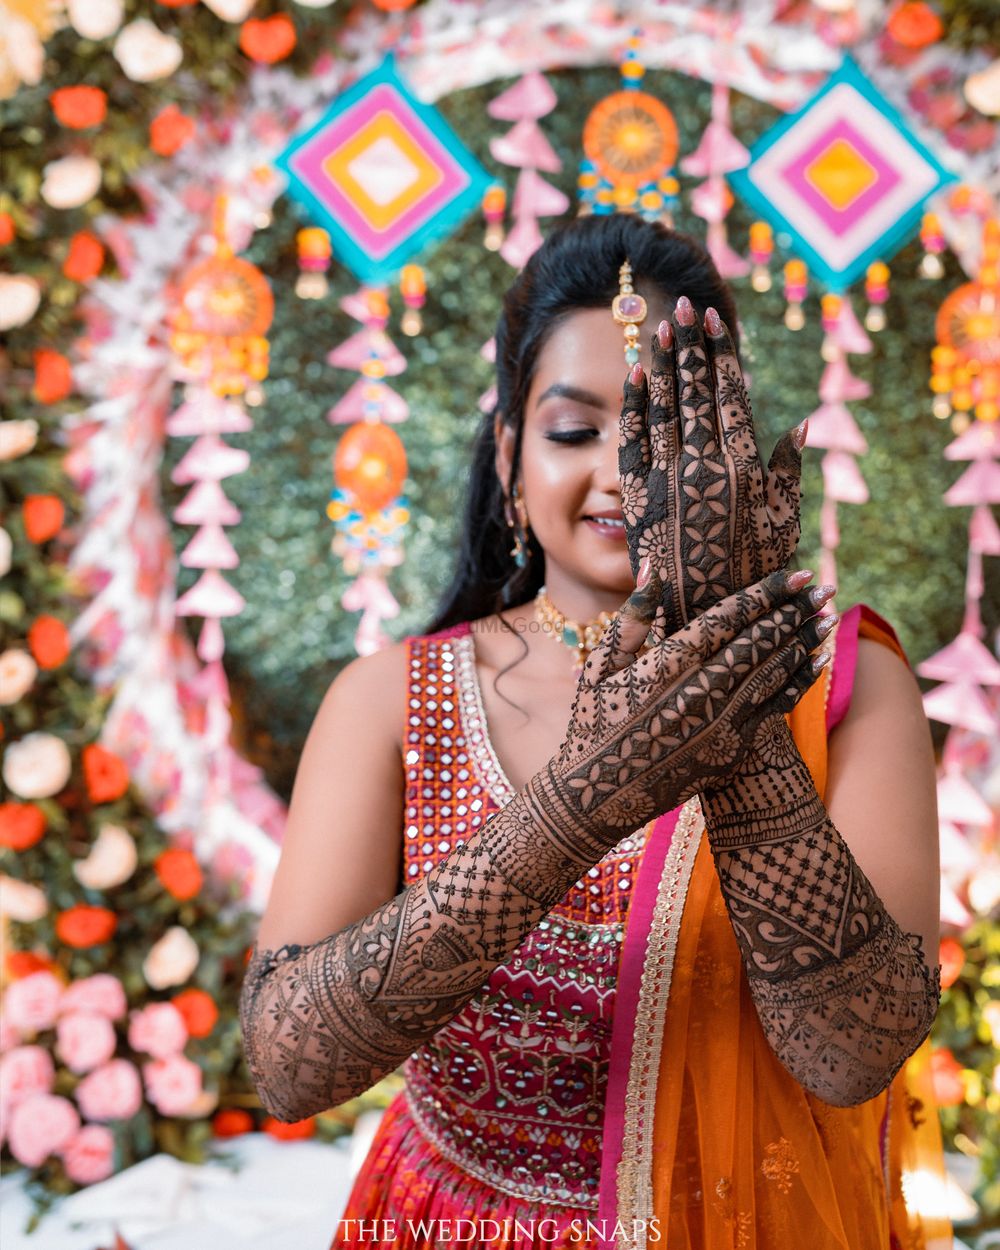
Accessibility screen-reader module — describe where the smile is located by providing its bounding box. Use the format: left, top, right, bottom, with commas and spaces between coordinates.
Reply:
582, 515, 626, 538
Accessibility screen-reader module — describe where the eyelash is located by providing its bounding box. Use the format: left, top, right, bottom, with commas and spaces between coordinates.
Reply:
544, 429, 598, 445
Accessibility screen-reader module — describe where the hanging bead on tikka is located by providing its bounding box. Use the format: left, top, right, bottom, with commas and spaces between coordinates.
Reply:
611, 259, 648, 365
534, 587, 618, 674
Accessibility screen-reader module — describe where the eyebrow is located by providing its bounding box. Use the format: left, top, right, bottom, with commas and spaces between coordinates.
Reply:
535, 382, 606, 410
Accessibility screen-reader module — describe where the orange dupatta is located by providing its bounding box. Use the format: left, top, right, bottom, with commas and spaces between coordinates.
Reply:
599, 606, 951, 1250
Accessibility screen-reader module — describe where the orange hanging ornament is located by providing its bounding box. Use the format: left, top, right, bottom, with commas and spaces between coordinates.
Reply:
333, 422, 408, 514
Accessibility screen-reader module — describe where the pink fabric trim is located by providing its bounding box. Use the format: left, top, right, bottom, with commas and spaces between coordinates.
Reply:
826, 603, 862, 735
596, 806, 683, 1243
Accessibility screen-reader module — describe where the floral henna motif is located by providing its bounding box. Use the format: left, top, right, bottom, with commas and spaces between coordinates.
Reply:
700, 719, 941, 1106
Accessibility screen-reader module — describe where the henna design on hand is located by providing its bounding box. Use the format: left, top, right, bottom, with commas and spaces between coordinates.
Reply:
701, 718, 942, 1107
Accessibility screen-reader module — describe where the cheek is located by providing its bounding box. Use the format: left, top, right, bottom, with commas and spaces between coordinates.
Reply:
521, 436, 588, 521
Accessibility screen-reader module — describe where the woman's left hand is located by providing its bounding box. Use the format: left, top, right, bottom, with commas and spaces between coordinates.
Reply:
618, 296, 807, 642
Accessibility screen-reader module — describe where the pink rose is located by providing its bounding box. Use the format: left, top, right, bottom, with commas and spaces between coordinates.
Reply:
0, 1045, 55, 1109
56, 1012, 117, 1075
3, 971, 63, 1034
143, 1055, 202, 1116
60, 974, 127, 1021
128, 1002, 187, 1059
0, 1015, 22, 1053
74, 1058, 142, 1122
60, 1123, 115, 1184
7, 1093, 79, 1167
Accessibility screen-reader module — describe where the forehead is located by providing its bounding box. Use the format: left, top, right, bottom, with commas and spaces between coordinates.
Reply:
527, 293, 675, 408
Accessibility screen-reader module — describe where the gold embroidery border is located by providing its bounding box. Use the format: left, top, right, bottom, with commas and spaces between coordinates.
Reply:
614, 796, 703, 1250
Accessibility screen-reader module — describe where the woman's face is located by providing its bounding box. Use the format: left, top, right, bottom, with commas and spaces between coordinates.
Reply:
497, 289, 674, 618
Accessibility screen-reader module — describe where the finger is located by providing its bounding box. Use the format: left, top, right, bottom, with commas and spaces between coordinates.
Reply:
644, 320, 683, 644
673, 295, 733, 617
704, 308, 768, 585
751, 649, 829, 727
729, 622, 832, 726
765, 425, 805, 569
583, 571, 662, 683
619, 361, 650, 581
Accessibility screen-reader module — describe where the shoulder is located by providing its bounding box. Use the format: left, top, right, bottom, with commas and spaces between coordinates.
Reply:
318, 638, 411, 751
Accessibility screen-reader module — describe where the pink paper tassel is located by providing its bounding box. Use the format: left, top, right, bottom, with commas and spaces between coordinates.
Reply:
180, 523, 240, 570
175, 568, 246, 618
970, 504, 1000, 555
938, 820, 978, 874
922, 680, 999, 735
340, 287, 389, 323
327, 329, 406, 375
937, 762, 994, 827
173, 480, 242, 526
681, 123, 750, 178
326, 377, 409, 426
805, 402, 869, 455
489, 119, 562, 173
690, 178, 730, 225
480, 338, 496, 363
513, 168, 569, 219
501, 215, 545, 269
479, 384, 498, 415
944, 459, 1000, 507
196, 618, 226, 664
167, 396, 252, 437
822, 451, 869, 504
488, 71, 558, 122
819, 358, 871, 403
917, 630, 1000, 685
944, 419, 1000, 461
171, 435, 250, 484
706, 228, 750, 279
833, 300, 872, 355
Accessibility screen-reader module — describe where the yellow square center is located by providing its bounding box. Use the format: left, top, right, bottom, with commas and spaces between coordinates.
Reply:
804, 138, 877, 211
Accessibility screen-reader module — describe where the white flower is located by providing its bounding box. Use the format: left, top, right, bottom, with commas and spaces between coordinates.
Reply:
2, 732, 72, 800
201, 0, 257, 20
113, 19, 182, 82
0, 9, 44, 100
0, 420, 39, 462
0, 527, 11, 577
0, 276, 41, 332
73, 824, 138, 891
965, 61, 1000, 118
0, 875, 48, 923
0, 651, 38, 706
143, 927, 199, 990
293, 0, 337, 7
41, 156, 102, 210
67, 0, 123, 41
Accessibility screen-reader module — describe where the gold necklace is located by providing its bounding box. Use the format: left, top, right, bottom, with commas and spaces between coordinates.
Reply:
534, 587, 618, 673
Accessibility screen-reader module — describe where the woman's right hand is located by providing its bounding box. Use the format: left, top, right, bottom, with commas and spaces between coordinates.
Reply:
523, 568, 834, 848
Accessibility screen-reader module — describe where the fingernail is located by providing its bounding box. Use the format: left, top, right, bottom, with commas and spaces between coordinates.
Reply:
786, 568, 813, 591
637, 556, 651, 588
630, 362, 644, 385
675, 295, 695, 326
811, 583, 836, 607
793, 418, 809, 450
657, 319, 672, 348
704, 306, 723, 336
817, 613, 839, 639
812, 651, 832, 673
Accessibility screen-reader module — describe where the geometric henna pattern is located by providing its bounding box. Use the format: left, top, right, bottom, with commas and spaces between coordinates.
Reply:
240, 574, 828, 1123
701, 716, 942, 1107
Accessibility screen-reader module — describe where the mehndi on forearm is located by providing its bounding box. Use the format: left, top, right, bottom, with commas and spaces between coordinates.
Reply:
239, 786, 618, 1122
700, 717, 941, 1108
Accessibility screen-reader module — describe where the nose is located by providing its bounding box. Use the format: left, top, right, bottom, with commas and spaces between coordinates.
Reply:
593, 421, 622, 497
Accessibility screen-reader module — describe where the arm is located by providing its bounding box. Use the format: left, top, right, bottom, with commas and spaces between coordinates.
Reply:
700, 637, 941, 1107
240, 575, 826, 1121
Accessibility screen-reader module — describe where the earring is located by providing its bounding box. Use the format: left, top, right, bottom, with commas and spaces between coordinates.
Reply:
505, 482, 530, 569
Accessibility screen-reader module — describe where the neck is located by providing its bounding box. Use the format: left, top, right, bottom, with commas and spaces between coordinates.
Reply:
542, 569, 628, 623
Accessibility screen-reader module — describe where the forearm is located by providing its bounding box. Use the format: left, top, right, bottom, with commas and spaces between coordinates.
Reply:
700, 718, 941, 1107
239, 779, 613, 1121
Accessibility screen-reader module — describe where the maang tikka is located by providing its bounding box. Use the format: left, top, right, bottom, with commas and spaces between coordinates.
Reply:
505, 482, 530, 569
612, 259, 648, 365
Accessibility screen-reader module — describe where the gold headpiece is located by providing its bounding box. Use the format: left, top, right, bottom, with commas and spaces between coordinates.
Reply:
611, 259, 648, 365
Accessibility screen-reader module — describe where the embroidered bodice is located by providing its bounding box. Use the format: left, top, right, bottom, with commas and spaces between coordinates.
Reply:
400, 625, 649, 1209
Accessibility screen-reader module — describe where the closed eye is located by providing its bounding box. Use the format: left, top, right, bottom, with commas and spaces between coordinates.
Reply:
544, 429, 599, 445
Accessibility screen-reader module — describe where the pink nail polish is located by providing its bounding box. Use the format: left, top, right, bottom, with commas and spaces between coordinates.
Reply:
704, 307, 723, 335
674, 295, 695, 326
637, 556, 651, 588
630, 361, 644, 385
786, 569, 813, 591
793, 418, 809, 450
657, 320, 672, 348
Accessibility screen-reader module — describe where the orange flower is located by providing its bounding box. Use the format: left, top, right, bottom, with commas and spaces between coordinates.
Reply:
23, 494, 65, 543
156, 0, 198, 6
28, 615, 71, 670
263, 1115, 315, 1141
239, 15, 297, 65
0, 212, 13, 246
6, 950, 56, 979
82, 744, 130, 804
63, 231, 105, 282
0, 802, 47, 851
939, 936, 965, 989
56, 905, 118, 948
149, 104, 196, 157
51, 85, 107, 129
172, 988, 218, 1037
33, 349, 73, 404
887, 2, 943, 47
212, 1108, 253, 1138
155, 848, 203, 901
929, 1047, 965, 1106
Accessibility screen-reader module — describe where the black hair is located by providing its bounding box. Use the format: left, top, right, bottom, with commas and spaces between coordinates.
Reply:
425, 213, 740, 635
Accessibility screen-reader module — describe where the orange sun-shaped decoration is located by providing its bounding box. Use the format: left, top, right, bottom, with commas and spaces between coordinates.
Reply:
936, 283, 1000, 368
583, 90, 679, 189
174, 253, 274, 340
